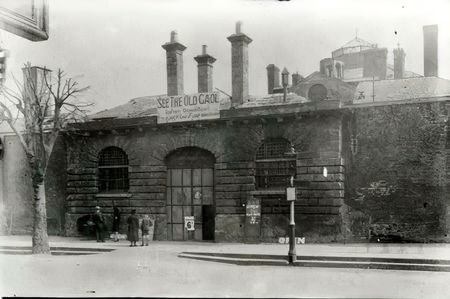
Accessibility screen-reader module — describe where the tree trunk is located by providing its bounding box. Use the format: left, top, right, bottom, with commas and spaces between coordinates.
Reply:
32, 182, 50, 254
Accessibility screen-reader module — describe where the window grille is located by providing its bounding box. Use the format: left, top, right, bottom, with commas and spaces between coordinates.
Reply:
308, 84, 328, 101
255, 138, 296, 189
98, 147, 129, 192
260, 195, 291, 214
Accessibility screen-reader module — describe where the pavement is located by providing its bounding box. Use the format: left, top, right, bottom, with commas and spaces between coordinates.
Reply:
1, 235, 450, 298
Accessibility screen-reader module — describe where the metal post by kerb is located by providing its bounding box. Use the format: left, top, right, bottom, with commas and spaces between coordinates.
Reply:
287, 177, 296, 264
285, 144, 297, 265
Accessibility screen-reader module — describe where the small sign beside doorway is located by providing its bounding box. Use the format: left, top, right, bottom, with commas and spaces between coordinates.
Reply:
184, 216, 195, 231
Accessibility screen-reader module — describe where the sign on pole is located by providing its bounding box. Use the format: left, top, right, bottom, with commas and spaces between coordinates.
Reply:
184, 216, 195, 231
286, 187, 296, 201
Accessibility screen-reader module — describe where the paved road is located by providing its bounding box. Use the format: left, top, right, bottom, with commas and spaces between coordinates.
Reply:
1, 237, 450, 298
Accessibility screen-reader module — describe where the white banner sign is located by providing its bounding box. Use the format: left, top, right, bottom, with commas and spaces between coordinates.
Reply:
156, 92, 221, 124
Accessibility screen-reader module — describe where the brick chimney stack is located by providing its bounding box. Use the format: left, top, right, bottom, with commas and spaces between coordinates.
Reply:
423, 24, 438, 77
23, 66, 52, 116
162, 30, 186, 96
393, 45, 405, 79
266, 64, 280, 94
227, 21, 252, 106
194, 45, 216, 93
291, 72, 302, 87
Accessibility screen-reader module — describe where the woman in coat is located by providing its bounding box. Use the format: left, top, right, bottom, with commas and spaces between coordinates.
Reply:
127, 209, 139, 247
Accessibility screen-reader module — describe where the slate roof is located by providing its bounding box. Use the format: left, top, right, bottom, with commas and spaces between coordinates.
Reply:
385, 64, 422, 80
90, 95, 163, 119
238, 93, 308, 108
90, 94, 232, 120
353, 77, 450, 104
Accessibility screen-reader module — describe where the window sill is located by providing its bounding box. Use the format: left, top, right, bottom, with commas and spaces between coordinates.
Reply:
96, 193, 132, 198
251, 189, 286, 196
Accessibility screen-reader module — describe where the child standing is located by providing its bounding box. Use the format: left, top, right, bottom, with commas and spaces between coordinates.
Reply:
141, 214, 153, 246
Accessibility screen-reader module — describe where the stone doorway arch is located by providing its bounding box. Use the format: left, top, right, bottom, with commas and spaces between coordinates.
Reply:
165, 147, 216, 241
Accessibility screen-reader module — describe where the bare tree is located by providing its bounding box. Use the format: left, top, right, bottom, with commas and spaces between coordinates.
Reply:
0, 63, 90, 254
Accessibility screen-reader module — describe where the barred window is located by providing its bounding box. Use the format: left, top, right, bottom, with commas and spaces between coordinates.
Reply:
308, 84, 328, 101
255, 138, 296, 189
98, 146, 129, 193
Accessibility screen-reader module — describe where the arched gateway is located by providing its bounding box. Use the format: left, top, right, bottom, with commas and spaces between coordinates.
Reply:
165, 147, 215, 241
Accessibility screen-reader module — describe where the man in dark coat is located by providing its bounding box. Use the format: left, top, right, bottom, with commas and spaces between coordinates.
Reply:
127, 209, 139, 247
92, 206, 105, 242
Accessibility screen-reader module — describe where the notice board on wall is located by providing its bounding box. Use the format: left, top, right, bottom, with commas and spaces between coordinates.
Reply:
244, 197, 261, 243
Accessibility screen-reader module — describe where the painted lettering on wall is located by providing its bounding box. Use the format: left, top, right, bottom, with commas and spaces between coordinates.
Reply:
354, 180, 397, 201
246, 199, 261, 225
156, 92, 221, 123
278, 237, 306, 244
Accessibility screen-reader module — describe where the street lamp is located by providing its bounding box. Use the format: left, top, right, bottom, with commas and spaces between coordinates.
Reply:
282, 67, 289, 102
285, 144, 296, 264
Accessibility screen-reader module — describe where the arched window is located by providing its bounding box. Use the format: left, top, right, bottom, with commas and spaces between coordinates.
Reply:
255, 138, 296, 189
308, 84, 328, 101
327, 66, 332, 77
98, 146, 129, 193
336, 63, 342, 78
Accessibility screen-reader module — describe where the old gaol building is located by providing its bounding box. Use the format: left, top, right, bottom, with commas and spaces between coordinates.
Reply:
2, 23, 450, 243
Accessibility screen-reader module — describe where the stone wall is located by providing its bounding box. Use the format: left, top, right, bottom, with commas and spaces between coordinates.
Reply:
64, 112, 347, 242
45, 136, 67, 235
345, 101, 450, 242
1, 135, 33, 234
0, 134, 67, 235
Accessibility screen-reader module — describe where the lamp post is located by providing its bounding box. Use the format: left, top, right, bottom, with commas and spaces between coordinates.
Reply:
286, 144, 296, 264
282, 67, 289, 102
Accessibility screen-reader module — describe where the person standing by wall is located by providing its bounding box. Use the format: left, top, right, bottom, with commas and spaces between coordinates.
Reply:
127, 209, 139, 247
112, 206, 121, 242
141, 214, 152, 246
92, 206, 105, 242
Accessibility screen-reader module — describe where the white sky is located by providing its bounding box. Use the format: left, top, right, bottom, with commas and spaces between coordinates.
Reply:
1, 0, 450, 113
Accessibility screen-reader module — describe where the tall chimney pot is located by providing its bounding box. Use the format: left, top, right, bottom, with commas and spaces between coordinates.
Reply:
393, 45, 406, 79
266, 64, 280, 94
170, 30, 178, 43
423, 24, 438, 77
236, 21, 242, 34
292, 72, 302, 87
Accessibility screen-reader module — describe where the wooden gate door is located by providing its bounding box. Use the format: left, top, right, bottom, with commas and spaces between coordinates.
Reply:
165, 147, 215, 241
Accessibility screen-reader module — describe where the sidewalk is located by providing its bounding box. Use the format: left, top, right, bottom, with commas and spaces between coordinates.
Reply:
2, 235, 450, 297
2, 234, 450, 260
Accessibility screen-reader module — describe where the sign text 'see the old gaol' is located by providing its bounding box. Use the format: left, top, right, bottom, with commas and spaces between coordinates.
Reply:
156, 92, 221, 124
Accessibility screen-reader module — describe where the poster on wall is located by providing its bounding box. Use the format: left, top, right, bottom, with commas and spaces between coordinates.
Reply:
244, 197, 261, 243
156, 92, 222, 124
184, 216, 195, 231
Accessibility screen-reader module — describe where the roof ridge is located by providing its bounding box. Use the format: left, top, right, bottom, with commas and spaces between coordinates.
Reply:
342, 36, 375, 48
